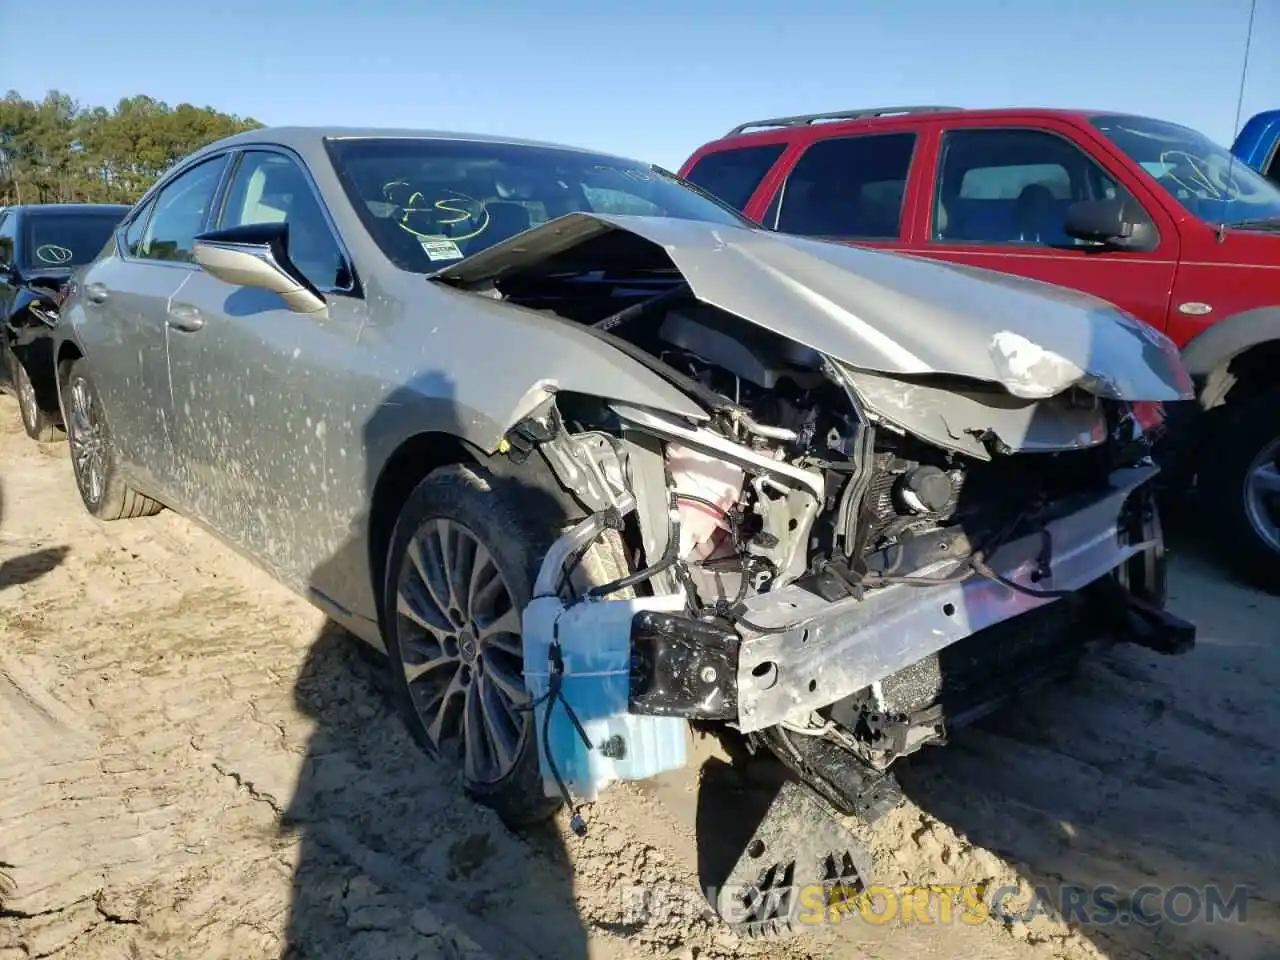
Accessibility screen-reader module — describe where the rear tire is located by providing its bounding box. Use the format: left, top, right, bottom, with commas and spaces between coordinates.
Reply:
1199, 386, 1280, 593
381, 460, 629, 827
14, 356, 59, 443
62, 359, 161, 521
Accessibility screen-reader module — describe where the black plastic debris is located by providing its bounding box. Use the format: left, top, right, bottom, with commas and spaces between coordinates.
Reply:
712, 779, 874, 938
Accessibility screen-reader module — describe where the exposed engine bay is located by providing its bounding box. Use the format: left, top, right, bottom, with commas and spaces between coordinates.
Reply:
482, 231, 1180, 688
474, 234, 1165, 619
459, 224, 1197, 938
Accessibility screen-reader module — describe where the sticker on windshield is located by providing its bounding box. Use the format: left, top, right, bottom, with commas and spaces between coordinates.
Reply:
35, 244, 73, 265
420, 238, 464, 261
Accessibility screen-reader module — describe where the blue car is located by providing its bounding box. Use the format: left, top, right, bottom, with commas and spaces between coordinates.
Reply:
1231, 109, 1280, 184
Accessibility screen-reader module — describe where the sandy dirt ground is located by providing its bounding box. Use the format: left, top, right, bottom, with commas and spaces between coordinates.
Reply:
1, 390, 1278, 960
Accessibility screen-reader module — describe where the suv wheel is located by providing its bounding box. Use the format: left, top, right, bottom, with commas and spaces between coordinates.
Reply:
62, 359, 162, 521
1200, 386, 1280, 593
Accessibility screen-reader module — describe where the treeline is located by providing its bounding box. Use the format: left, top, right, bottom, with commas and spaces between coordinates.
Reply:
0, 90, 263, 206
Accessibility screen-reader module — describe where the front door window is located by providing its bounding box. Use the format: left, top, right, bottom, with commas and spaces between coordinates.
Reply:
931, 127, 1150, 246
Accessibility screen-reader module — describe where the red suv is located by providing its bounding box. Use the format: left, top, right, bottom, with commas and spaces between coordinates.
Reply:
680, 106, 1280, 591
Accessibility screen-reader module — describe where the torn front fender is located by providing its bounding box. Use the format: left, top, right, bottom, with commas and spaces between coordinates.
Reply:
430, 212, 1194, 403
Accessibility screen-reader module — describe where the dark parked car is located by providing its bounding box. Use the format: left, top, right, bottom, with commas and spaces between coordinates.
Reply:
0, 203, 130, 440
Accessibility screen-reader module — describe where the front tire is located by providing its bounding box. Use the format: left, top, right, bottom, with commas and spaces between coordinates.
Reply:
381, 461, 628, 826
1199, 386, 1280, 593
62, 359, 161, 521
14, 356, 59, 443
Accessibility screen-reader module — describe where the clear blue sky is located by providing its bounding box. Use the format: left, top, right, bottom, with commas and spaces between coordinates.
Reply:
2, 0, 1276, 169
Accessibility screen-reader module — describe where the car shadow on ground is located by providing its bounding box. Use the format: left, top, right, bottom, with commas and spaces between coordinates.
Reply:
281, 374, 591, 960
277, 622, 590, 960
0, 545, 69, 592
895, 533, 1280, 959
0, 479, 70, 592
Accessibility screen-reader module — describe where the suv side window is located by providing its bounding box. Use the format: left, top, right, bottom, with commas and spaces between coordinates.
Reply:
683, 144, 786, 212
1267, 148, 1280, 186
775, 133, 916, 240
138, 157, 228, 263
218, 151, 350, 291
933, 128, 1148, 246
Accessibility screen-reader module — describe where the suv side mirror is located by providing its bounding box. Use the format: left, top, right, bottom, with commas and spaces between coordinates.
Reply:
1064, 198, 1156, 251
192, 221, 328, 317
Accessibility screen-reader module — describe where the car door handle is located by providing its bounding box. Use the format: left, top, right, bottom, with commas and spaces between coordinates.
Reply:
86, 282, 109, 304
166, 302, 204, 332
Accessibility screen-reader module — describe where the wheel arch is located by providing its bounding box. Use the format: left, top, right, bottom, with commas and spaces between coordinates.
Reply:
365, 430, 480, 629
52, 337, 85, 422
1181, 306, 1280, 410
362, 387, 648, 631
54, 336, 85, 381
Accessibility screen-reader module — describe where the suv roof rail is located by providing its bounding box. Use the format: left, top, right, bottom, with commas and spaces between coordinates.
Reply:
723, 106, 964, 138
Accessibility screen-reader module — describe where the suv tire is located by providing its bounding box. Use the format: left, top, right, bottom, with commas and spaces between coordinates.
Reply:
1200, 386, 1280, 593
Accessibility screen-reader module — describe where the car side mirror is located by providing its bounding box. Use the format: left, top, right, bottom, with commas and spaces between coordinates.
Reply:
192, 222, 328, 317
1064, 198, 1156, 251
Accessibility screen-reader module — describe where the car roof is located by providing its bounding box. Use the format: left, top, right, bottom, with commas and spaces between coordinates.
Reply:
193, 125, 642, 164
709, 106, 1134, 146
4, 203, 132, 216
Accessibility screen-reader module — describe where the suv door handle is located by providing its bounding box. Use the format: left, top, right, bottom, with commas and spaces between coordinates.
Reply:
166, 302, 204, 332
85, 282, 109, 304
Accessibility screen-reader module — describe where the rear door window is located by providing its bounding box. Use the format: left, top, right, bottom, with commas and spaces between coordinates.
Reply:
124, 197, 158, 256
136, 157, 228, 263
774, 132, 917, 240
683, 144, 786, 212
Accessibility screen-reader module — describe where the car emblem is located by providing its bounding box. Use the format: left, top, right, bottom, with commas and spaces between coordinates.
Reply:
35, 244, 73, 265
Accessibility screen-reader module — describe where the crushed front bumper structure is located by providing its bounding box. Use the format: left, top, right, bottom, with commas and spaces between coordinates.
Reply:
728, 465, 1171, 732
615, 463, 1198, 744
531, 462, 1196, 938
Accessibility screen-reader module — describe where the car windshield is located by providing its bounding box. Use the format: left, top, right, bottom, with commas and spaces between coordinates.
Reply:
1091, 114, 1280, 228
325, 137, 752, 273
22, 213, 123, 271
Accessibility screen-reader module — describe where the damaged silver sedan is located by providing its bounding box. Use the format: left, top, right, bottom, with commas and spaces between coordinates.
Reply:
53, 127, 1197, 934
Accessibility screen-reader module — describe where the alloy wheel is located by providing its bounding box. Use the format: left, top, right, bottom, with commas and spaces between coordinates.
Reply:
1243, 436, 1280, 556
67, 375, 107, 506
394, 517, 529, 784
16, 363, 38, 434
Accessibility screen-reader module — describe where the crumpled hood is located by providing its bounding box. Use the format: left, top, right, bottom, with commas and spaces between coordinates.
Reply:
432, 213, 1193, 402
